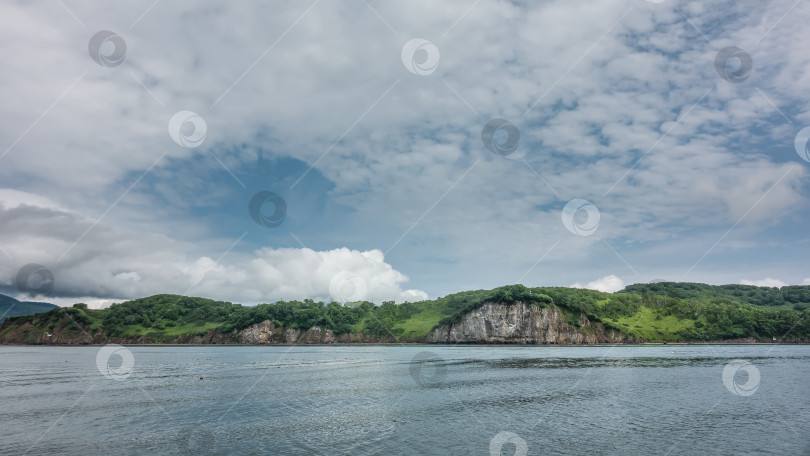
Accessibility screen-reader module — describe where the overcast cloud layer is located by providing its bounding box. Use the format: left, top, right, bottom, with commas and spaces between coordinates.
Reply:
1, 0, 809, 307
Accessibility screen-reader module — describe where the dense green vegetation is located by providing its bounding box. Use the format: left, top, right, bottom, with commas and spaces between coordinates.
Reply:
0, 294, 57, 324
623, 282, 810, 311
2, 283, 809, 343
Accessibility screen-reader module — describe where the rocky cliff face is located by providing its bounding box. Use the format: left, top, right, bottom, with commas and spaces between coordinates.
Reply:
3, 301, 803, 345
1, 302, 640, 345
426, 302, 639, 344
0, 315, 398, 345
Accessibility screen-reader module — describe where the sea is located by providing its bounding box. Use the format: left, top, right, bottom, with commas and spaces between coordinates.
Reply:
1, 344, 808, 455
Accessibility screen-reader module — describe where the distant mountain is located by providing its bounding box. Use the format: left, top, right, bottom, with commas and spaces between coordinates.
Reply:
0, 294, 58, 324
1, 284, 809, 345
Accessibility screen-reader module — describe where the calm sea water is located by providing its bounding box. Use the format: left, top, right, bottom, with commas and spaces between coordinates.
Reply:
1, 344, 809, 455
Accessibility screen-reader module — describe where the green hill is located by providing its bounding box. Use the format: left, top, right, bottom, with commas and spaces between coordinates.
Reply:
0, 287, 547, 342
622, 282, 810, 311
0, 294, 57, 324
1, 284, 809, 344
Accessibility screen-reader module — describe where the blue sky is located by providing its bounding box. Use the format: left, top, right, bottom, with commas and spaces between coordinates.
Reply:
0, 0, 809, 307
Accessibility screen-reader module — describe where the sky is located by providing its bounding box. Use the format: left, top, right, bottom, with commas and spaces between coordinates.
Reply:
1, 0, 809, 308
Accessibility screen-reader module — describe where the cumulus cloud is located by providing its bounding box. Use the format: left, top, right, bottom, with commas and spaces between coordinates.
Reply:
0, 194, 426, 307
171, 247, 427, 305
0, 189, 64, 211
571, 275, 625, 293
739, 278, 788, 288
191, 247, 427, 304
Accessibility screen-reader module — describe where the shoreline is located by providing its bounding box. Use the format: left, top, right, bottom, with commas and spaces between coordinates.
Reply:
2, 342, 807, 347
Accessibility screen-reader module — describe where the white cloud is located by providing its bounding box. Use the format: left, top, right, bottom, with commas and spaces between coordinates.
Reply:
804, 278, 810, 286
175, 246, 427, 306
571, 274, 625, 293
0, 195, 426, 307
740, 278, 788, 288
41, 297, 118, 309
0, 189, 64, 211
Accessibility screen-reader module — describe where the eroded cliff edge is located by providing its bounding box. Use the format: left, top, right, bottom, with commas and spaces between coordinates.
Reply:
426, 302, 639, 344
1, 301, 640, 344
0, 316, 396, 345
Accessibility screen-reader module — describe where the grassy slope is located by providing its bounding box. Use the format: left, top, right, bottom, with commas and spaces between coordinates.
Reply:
392, 300, 449, 339
2, 284, 809, 343
116, 322, 223, 338
599, 307, 695, 341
